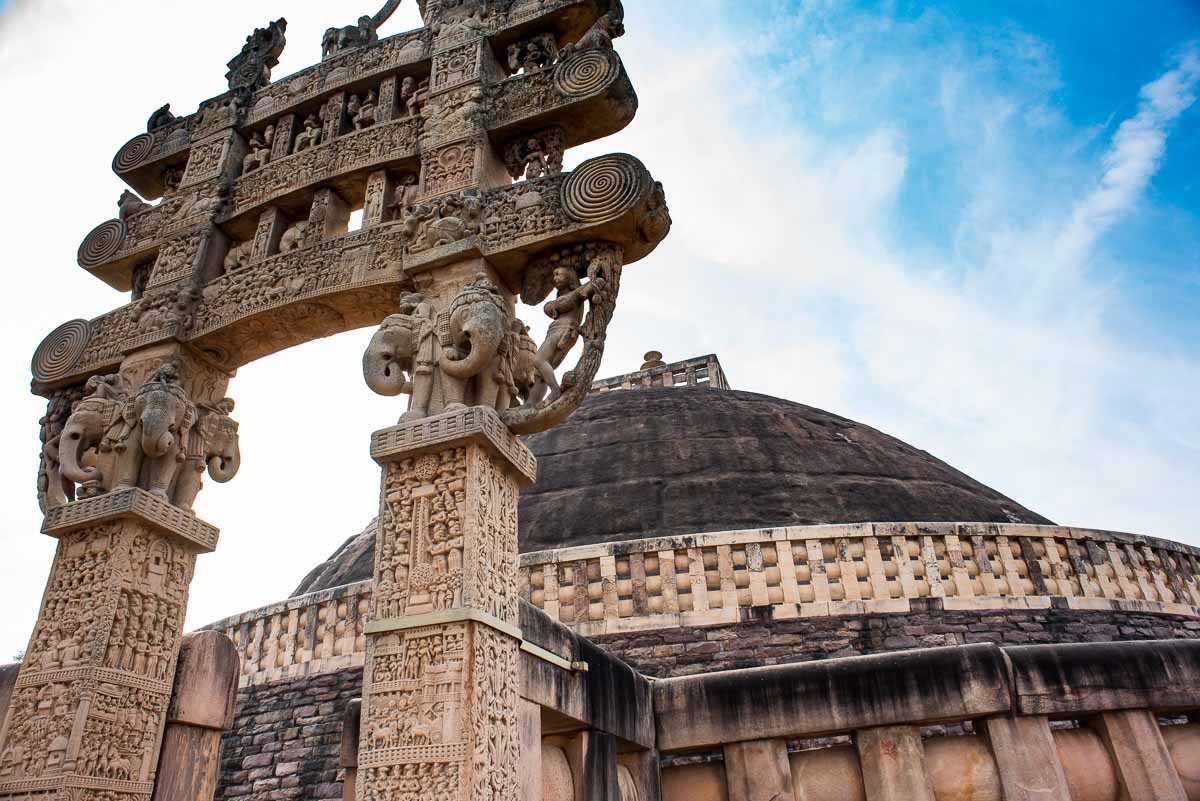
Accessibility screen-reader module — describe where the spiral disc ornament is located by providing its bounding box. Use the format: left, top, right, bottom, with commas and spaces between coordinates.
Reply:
554, 50, 620, 98
32, 320, 91, 383
113, 133, 154, 173
77, 219, 127, 268
562, 155, 646, 223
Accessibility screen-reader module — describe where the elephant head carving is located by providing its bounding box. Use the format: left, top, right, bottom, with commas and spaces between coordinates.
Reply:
56, 374, 129, 499
363, 293, 442, 422
440, 275, 518, 414
112, 361, 196, 500
172, 398, 240, 510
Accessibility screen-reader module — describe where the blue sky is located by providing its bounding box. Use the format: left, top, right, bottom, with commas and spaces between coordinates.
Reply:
718, 0, 1200, 341
0, 0, 1197, 655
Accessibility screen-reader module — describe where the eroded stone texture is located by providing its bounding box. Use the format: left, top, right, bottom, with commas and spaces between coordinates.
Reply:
587, 609, 1200, 678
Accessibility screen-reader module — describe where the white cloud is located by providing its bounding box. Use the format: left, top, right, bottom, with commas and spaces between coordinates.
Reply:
0, 3, 1195, 661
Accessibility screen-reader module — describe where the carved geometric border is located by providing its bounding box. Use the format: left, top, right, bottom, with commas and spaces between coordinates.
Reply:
42, 488, 220, 553
371, 406, 537, 485
358, 741, 468, 769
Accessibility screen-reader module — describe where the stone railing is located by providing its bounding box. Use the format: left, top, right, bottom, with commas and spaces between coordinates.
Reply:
207, 522, 1200, 688
205, 580, 372, 688
519, 522, 1200, 637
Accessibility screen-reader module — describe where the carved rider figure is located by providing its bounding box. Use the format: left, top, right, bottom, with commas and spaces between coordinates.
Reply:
242, 125, 275, 174
293, 113, 323, 153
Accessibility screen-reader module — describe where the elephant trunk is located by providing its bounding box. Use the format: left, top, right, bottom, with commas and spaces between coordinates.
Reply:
141, 410, 174, 458
363, 353, 410, 396
207, 442, 241, 483
59, 428, 98, 484
440, 308, 504, 380
363, 335, 411, 397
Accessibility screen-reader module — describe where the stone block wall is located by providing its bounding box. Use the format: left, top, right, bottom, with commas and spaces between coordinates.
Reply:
591, 607, 1200, 677
216, 668, 363, 801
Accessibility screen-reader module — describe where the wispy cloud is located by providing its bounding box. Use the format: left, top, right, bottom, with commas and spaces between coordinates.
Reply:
1056, 44, 1200, 267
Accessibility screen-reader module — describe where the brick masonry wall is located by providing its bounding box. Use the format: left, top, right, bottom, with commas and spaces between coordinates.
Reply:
216, 668, 363, 801
591, 606, 1200, 678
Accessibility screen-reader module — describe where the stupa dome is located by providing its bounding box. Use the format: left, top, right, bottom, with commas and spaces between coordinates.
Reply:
294, 369, 1049, 595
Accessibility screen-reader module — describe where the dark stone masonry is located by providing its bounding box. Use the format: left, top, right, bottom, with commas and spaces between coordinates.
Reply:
590, 608, 1200, 678
216, 668, 363, 801
212, 607, 1200, 798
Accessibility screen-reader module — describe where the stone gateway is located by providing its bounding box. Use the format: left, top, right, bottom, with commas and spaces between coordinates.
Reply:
6, 3, 1200, 801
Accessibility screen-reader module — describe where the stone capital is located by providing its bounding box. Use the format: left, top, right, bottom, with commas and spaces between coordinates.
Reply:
370, 406, 537, 487
42, 488, 220, 554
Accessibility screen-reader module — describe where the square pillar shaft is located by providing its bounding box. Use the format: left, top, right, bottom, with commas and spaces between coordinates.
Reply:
981, 715, 1072, 801
723, 739, 792, 801
855, 725, 934, 801
0, 490, 218, 801
1092, 709, 1188, 801
357, 408, 536, 801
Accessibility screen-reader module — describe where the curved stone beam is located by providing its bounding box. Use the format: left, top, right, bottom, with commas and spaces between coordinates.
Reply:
228, 116, 422, 220
488, 49, 637, 147
38, 153, 667, 389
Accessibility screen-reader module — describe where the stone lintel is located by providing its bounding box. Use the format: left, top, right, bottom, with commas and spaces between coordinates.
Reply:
42, 488, 219, 553
371, 406, 537, 486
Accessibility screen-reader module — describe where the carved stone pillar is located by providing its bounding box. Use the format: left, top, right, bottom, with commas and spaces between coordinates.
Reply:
377, 77, 399, 124
0, 493, 218, 801
0, 345, 235, 801
357, 407, 536, 801
250, 206, 289, 261
362, 171, 393, 230
271, 113, 297, 161
310, 188, 352, 240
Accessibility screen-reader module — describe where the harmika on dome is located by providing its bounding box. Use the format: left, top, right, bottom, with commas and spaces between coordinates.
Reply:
6, 3, 1200, 801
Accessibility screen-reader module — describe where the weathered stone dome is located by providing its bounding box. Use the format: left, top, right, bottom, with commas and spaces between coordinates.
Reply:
293, 387, 1050, 595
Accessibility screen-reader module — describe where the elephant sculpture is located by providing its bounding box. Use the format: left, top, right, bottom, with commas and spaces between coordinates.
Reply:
363, 294, 440, 421
172, 399, 241, 510
57, 374, 129, 499
111, 362, 196, 499
440, 275, 519, 414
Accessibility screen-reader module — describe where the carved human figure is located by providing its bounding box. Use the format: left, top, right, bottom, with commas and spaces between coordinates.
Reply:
363, 293, 439, 421
526, 261, 603, 406
386, 173, 420, 221
440, 275, 517, 413
293, 113, 323, 153
172, 398, 240, 510
111, 362, 196, 499
400, 76, 427, 118
349, 91, 379, 130
522, 138, 548, 180
242, 125, 275, 174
